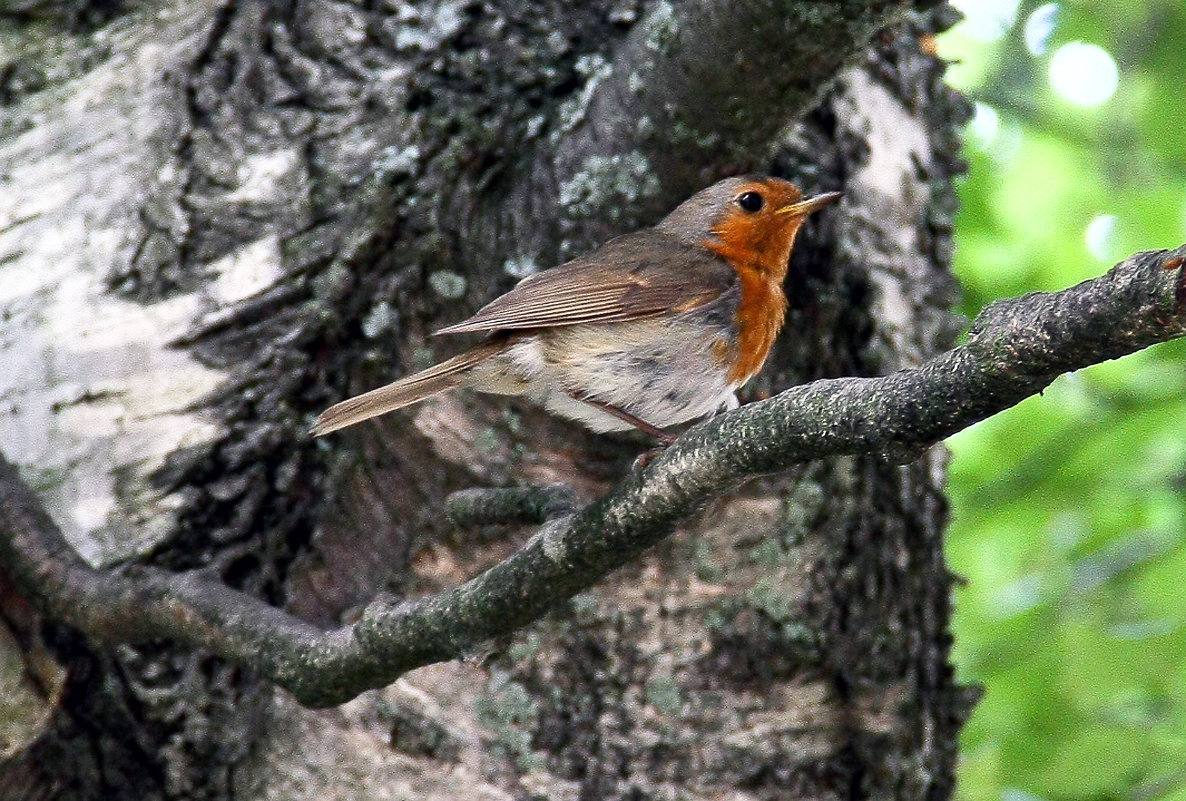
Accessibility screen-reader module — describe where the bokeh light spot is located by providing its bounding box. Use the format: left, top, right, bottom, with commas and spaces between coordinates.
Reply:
951, 0, 1023, 42
1024, 3, 1059, 55
1085, 214, 1117, 260
969, 102, 1000, 146
1049, 42, 1119, 106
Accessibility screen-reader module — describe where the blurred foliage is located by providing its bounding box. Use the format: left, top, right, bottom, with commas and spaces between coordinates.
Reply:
939, 1, 1186, 801
938, 1, 1186, 799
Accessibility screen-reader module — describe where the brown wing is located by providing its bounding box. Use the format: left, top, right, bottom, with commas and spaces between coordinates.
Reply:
434, 231, 735, 335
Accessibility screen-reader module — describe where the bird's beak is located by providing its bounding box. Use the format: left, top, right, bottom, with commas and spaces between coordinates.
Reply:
777, 191, 843, 217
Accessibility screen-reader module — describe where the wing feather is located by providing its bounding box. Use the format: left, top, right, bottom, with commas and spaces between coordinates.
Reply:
435, 231, 735, 336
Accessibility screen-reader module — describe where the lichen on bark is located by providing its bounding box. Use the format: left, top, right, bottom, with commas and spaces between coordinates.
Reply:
0, 0, 991, 798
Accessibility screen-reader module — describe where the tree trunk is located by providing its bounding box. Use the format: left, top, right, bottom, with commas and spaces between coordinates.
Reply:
0, 1, 976, 798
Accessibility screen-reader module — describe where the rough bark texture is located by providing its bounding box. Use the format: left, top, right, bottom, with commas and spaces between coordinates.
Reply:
0, 0, 973, 799
6, 247, 1184, 714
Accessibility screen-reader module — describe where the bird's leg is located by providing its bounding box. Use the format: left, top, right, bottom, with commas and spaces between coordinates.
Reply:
631, 447, 666, 471
568, 392, 677, 445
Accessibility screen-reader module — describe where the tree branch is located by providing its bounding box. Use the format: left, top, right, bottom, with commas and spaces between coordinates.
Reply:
445, 485, 578, 529
551, 0, 910, 206
2, 247, 1183, 707
461, 0, 918, 266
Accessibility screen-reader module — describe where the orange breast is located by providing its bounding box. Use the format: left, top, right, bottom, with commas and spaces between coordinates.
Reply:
728, 267, 787, 383
705, 240, 788, 385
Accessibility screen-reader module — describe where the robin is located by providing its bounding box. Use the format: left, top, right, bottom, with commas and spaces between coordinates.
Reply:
312, 175, 841, 444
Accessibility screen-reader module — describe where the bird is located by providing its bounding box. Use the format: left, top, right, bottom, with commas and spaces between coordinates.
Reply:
312, 175, 841, 444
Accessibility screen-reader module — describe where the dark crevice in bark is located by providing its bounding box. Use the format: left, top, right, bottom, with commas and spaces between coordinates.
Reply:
0, 0, 130, 31
0, 1, 131, 111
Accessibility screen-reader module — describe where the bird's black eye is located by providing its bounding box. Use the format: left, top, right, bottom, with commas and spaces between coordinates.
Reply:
736, 191, 764, 213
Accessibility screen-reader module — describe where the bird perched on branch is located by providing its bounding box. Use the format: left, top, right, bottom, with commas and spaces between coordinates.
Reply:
312, 175, 841, 444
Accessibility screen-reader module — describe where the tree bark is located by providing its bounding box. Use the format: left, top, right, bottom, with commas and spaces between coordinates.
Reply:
0, 1, 978, 798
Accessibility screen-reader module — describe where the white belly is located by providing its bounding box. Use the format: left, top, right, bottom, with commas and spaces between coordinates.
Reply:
470, 316, 740, 434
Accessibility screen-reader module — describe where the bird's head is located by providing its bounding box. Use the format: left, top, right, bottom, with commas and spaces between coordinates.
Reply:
658, 175, 842, 279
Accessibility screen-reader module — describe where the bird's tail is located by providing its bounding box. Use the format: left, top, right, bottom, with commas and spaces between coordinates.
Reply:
311, 342, 504, 436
